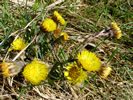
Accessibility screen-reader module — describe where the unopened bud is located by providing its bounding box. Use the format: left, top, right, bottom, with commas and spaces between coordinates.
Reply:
98, 64, 112, 78
0, 61, 23, 77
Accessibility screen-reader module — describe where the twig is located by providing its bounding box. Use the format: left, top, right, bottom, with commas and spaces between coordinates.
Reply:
45, 0, 65, 11
33, 87, 60, 100
78, 28, 111, 52
3, 51, 9, 61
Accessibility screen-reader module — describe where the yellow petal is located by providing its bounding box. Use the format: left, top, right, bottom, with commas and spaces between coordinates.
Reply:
60, 33, 69, 40
66, 76, 72, 80
66, 66, 72, 70
64, 72, 69, 77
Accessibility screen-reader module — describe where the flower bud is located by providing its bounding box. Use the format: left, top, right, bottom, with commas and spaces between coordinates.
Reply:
0, 61, 23, 77
98, 64, 112, 78
110, 22, 122, 39
54, 28, 61, 38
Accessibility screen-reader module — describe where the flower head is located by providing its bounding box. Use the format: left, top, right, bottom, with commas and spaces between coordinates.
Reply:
110, 22, 122, 39
77, 50, 101, 72
54, 28, 69, 40
41, 18, 56, 32
53, 11, 66, 25
0, 61, 22, 77
60, 32, 69, 40
22, 58, 48, 85
54, 28, 61, 38
98, 65, 112, 78
8, 37, 28, 51
64, 63, 87, 85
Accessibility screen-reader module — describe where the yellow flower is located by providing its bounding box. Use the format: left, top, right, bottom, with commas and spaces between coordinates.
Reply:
64, 64, 87, 85
54, 28, 69, 40
0, 61, 22, 77
41, 18, 57, 32
53, 11, 66, 25
77, 50, 101, 72
110, 22, 122, 39
22, 58, 48, 85
60, 33, 69, 40
8, 37, 28, 51
98, 65, 112, 78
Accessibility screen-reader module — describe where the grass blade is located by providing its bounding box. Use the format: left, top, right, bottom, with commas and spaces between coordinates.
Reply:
18, 84, 35, 100
122, 48, 133, 60
91, 37, 107, 52
0, 25, 14, 49
82, 73, 97, 91
106, 48, 119, 64
0, 5, 17, 24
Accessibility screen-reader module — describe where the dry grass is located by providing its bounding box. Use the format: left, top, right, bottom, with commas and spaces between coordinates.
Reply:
0, 0, 133, 100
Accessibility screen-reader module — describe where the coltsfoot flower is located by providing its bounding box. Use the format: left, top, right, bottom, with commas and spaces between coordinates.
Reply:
60, 32, 69, 40
22, 58, 48, 85
64, 64, 87, 85
53, 11, 66, 25
8, 37, 28, 51
54, 28, 69, 40
77, 50, 101, 72
98, 65, 112, 78
110, 22, 122, 39
54, 28, 61, 38
0, 61, 22, 77
41, 18, 57, 32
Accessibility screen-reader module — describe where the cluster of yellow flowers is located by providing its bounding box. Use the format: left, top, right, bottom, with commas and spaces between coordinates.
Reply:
0, 50, 112, 85
0, 11, 69, 85
0, 11, 121, 86
41, 11, 69, 40
64, 50, 103, 85
64, 50, 113, 85
0, 59, 48, 85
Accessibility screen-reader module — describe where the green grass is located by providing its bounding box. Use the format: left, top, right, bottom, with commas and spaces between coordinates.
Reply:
0, 0, 133, 99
